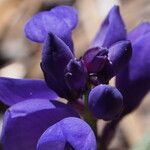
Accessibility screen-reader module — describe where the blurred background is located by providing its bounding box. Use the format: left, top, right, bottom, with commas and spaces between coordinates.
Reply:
0, 0, 150, 149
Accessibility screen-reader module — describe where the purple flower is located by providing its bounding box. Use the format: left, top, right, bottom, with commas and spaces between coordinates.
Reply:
1, 4, 149, 150
41, 33, 88, 100
83, 41, 132, 84
83, 6, 132, 84
25, 6, 87, 101
91, 6, 126, 48
97, 11, 150, 150
116, 22, 150, 115
84, 5, 150, 118
0, 6, 96, 150
24, 5, 129, 102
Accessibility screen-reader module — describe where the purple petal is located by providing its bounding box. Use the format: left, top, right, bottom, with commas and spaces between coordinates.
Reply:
50, 5, 78, 30
1, 99, 79, 150
41, 33, 74, 100
128, 22, 150, 42
65, 59, 87, 97
83, 47, 109, 73
116, 32, 150, 115
91, 5, 126, 48
88, 84, 123, 121
0, 77, 57, 106
37, 117, 97, 150
108, 40, 132, 74
24, 10, 74, 50
96, 41, 132, 84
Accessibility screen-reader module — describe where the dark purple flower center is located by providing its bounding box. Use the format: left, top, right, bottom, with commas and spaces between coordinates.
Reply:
83, 47, 109, 73
82, 46, 112, 85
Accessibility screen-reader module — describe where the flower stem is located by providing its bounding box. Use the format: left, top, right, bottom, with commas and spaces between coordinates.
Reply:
100, 117, 122, 150
83, 91, 97, 137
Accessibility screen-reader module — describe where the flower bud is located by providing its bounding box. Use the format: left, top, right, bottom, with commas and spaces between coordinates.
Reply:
65, 59, 87, 98
83, 47, 108, 73
108, 40, 132, 75
88, 84, 123, 121
97, 41, 132, 83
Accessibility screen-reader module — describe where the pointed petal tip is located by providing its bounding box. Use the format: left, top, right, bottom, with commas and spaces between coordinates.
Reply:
91, 5, 126, 48
109, 40, 132, 72
111, 5, 119, 12
42, 32, 72, 58
107, 5, 120, 19
41, 32, 74, 100
65, 59, 87, 98
112, 41, 131, 55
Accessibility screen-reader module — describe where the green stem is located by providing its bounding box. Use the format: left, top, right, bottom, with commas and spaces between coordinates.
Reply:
83, 91, 97, 137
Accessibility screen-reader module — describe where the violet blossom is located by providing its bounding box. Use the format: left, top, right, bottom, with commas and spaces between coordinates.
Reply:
0, 4, 149, 150
116, 22, 150, 116
0, 6, 96, 150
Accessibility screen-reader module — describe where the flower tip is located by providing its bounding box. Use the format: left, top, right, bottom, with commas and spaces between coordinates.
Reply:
120, 40, 132, 59
109, 40, 132, 75
43, 32, 70, 55
117, 40, 132, 57
65, 59, 87, 97
110, 5, 120, 14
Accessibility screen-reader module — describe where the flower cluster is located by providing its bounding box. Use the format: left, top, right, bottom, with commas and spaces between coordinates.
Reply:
0, 5, 150, 150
